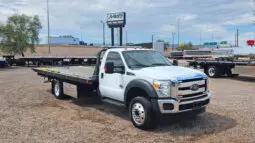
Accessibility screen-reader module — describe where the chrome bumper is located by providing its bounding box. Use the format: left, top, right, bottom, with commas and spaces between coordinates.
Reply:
157, 92, 211, 114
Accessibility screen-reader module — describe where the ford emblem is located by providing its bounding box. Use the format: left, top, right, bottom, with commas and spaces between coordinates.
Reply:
190, 84, 200, 91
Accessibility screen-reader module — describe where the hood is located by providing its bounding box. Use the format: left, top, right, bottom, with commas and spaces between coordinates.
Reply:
134, 66, 207, 81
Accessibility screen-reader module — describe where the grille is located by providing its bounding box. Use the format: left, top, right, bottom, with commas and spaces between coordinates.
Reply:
177, 78, 207, 102
179, 99, 210, 110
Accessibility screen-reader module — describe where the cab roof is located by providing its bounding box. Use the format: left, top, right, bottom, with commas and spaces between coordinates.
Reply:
103, 46, 152, 52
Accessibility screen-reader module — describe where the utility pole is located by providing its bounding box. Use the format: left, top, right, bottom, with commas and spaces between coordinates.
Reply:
152, 34, 155, 49
47, 0, 51, 53
234, 34, 237, 47
253, 0, 255, 46
100, 21, 105, 45
126, 31, 128, 45
200, 31, 202, 47
177, 19, 180, 46
172, 32, 176, 51
237, 29, 239, 47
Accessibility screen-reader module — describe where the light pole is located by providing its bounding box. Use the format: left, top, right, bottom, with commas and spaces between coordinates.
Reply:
152, 34, 156, 49
100, 21, 105, 46
177, 18, 180, 46
126, 31, 128, 45
172, 32, 175, 51
47, 0, 51, 53
200, 31, 202, 47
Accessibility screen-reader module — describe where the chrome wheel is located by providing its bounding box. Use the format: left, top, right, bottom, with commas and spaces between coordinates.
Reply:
208, 67, 215, 77
54, 81, 60, 97
132, 103, 145, 125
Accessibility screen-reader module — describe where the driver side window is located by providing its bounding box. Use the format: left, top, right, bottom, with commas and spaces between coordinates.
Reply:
105, 52, 124, 67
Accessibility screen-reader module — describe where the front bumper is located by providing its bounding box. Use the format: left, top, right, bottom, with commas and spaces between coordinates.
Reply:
157, 92, 211, 114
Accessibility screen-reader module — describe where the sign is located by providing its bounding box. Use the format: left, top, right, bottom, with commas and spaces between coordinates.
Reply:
247, 40, 254, 46
107, 12, 126, 28
220, 41, 228, 45
204, 42, 217, 46
179, 43, 185, 47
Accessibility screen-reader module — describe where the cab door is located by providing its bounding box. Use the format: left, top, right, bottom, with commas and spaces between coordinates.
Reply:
99, 52, 125, 102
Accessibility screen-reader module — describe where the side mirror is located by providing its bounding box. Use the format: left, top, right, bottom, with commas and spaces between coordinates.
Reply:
105, 62, 114, 74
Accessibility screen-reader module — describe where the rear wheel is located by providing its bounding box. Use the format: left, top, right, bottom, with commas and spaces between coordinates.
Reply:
129, 96, 157, 130
206, 66, 220, 78
52, 80, 65, 99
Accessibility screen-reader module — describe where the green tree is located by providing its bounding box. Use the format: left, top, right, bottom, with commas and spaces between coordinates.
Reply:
126, 42, 134, 46
0, 14, 42, 56
156, 39, 169, 51
176, 42, 195, 51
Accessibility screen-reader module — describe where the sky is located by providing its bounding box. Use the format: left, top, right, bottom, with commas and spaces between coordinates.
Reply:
0, 0, 255, 47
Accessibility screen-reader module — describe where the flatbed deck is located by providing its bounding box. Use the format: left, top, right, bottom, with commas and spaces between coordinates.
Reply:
33, 66, 96, 84
189, 59, 255, 66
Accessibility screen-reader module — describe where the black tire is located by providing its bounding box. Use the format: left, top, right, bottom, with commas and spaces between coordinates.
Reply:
206, 66, 220, 78
51, 80, 65, 99
129, 96, 157, 130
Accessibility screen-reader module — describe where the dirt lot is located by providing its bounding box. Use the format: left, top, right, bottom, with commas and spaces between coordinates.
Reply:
0, 67, 255, 143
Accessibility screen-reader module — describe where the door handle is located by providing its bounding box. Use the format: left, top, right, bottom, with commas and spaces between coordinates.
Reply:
101, 73, 104, 79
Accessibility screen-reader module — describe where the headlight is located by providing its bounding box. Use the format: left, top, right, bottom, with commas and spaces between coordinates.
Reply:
153, 80, 171, 98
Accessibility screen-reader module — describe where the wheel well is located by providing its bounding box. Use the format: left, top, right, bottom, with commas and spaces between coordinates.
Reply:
125, 87, 150, 107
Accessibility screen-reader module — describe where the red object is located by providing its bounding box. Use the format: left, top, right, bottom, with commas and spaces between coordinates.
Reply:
104, 67, 108, 72
247, 40, 255, 46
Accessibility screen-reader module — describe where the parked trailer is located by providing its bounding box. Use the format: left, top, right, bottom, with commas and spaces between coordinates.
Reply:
189, 58, 255, 78
3, 55, 97, 66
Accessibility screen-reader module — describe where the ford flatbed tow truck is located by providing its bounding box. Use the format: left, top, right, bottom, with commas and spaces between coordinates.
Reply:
33, 46, 211, 129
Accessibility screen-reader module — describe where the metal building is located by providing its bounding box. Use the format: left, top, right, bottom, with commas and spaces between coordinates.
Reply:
49, 35, 79, 45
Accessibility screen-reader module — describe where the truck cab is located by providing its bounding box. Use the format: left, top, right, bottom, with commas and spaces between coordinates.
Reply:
98, 48, 211, 128
33, 47, 211, 129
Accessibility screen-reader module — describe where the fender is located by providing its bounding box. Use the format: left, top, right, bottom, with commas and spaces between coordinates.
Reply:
124, 79, 158, 104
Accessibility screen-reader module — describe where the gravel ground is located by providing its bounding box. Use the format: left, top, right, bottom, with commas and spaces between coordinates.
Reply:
0, 67, 255, 143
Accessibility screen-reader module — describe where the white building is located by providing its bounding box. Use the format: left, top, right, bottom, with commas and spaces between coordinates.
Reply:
49, 35, 79, 45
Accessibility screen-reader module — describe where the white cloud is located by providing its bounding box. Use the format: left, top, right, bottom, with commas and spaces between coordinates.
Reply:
0, 0, 254, 44
224, 13, 255, 25
181, 14, 198, 21
160, 24, 176, 32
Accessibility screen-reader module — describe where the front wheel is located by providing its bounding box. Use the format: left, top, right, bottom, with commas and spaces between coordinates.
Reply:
129, 97, 157, 130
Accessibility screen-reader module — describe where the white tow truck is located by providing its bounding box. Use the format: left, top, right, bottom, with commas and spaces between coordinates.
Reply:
33, 46, 211, 129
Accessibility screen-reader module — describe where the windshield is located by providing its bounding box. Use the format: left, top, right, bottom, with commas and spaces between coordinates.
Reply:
122, 50, 172, 69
